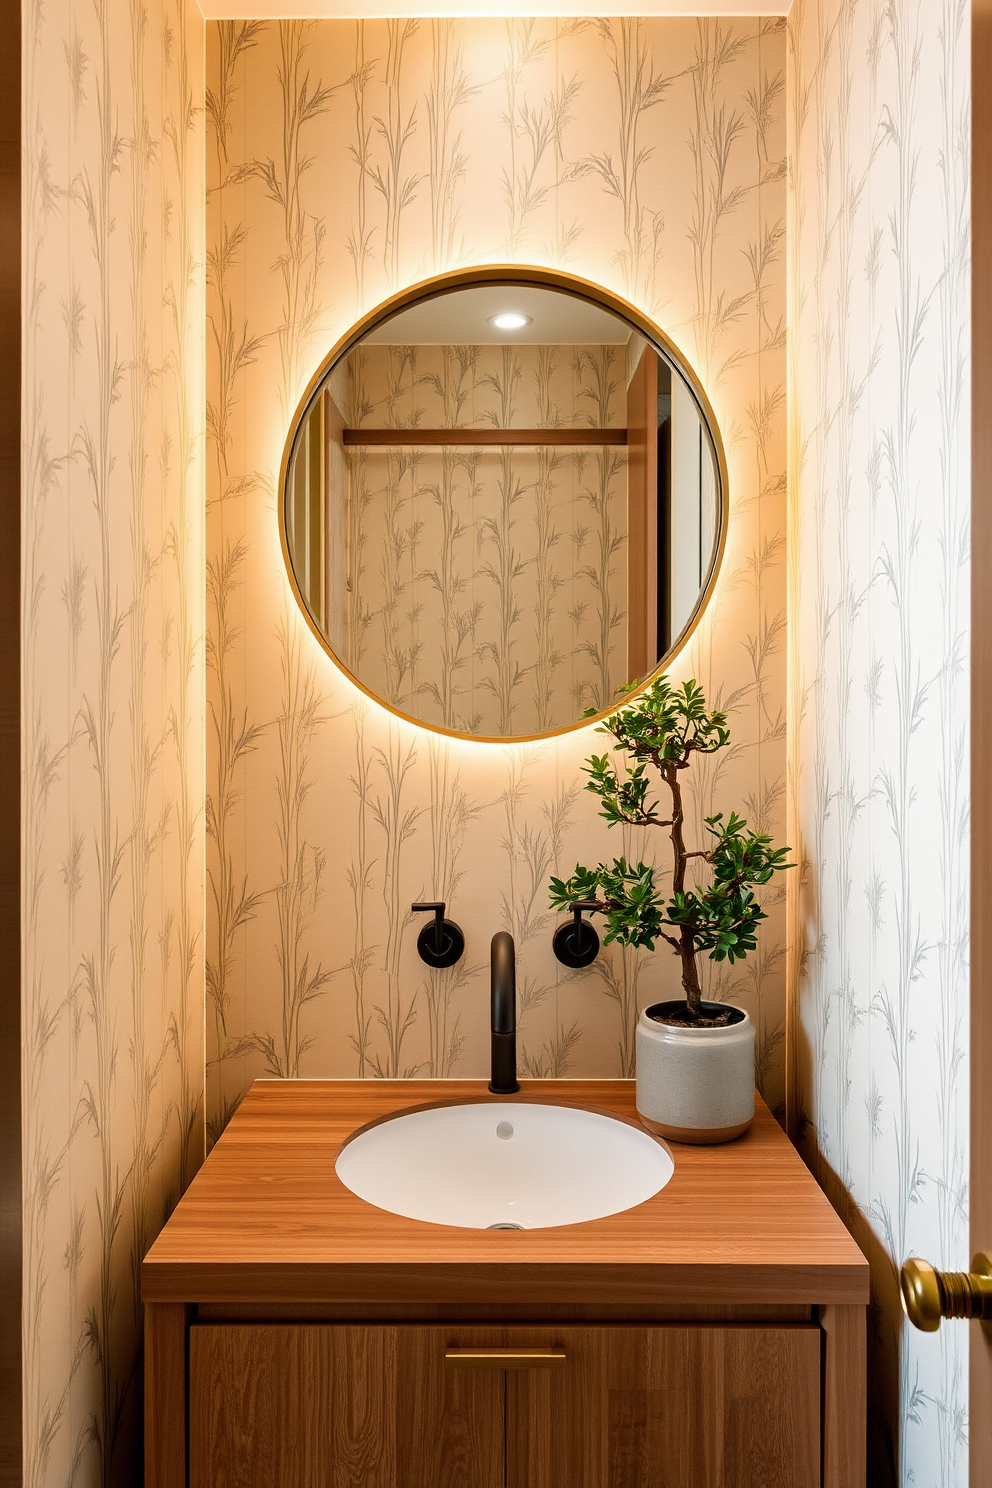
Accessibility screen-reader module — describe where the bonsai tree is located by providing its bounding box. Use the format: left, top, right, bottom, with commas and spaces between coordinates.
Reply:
549, 676, 791, 1026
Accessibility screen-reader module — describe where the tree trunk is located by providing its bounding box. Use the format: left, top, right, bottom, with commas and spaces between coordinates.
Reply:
665, 762, 703, 1020
679, 928, 703, 1019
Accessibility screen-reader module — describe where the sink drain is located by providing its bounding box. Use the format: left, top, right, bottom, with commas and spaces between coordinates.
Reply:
487, 1221, 524, 1230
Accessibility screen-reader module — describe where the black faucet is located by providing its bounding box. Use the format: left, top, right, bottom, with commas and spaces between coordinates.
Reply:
489, 931, 520, 1094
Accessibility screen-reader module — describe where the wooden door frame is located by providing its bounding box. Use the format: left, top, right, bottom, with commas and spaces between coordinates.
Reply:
972, 4, 992, 1483
625, 344, 659, 683
0, 0, 21, 1480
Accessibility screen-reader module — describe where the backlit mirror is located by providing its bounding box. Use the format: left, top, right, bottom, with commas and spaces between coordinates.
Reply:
282, 273, 726, 741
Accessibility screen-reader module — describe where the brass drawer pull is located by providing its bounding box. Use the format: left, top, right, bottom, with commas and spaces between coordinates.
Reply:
900, 1252, 992, 1331
444, 1348, 566, 1369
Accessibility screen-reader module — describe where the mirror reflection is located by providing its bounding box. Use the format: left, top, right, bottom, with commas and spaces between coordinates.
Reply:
284, 282, 723, 740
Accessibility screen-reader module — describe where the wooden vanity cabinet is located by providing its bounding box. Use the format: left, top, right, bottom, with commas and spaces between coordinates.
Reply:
507, 1323, 821, 1488
189, 1324, 504, 1488
188, 1321, 821, 1488
143, 1082, 869, 1488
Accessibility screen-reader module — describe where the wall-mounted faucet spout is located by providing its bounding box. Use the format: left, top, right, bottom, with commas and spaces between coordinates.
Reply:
489, 931, 520, 1094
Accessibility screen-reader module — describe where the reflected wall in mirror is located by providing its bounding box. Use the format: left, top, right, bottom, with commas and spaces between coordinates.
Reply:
283, 274, 726, 741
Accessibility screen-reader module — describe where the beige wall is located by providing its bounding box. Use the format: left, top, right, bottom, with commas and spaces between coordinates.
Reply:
205, 18, 788, 1126
21, 0, 206, 1480
788, 0, 970, 1479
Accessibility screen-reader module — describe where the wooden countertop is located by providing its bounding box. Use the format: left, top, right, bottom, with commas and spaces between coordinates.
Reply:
142, 1080, 868, 1309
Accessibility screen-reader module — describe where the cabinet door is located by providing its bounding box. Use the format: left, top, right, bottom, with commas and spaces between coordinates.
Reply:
506, 1325, 821, 1488
189, 1324, 504, 1488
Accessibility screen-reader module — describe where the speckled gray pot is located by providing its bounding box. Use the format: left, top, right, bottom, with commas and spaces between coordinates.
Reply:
635, 1001, 755, 1144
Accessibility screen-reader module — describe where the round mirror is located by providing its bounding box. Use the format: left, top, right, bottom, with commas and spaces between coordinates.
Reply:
281, 270, 727, 742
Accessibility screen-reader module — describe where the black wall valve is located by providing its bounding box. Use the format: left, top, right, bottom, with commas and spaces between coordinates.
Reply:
412, 901, 465, 968
553, 900, 601, 969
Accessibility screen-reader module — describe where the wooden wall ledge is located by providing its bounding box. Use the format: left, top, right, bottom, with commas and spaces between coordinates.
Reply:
342, 428, 628, 446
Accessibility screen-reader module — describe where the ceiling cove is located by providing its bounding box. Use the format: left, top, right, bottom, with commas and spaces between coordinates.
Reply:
200, 2, 788, 20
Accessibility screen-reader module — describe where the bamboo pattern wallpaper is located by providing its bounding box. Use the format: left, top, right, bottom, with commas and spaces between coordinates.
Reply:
13, 0, 973, 1480
788, 0, 970, 1481
21, 0, 205, 1479
337, 340, 632, 736
205, 18, 789, 1129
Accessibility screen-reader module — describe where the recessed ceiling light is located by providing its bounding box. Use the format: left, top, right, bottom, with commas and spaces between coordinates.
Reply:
490, 312, 532, 330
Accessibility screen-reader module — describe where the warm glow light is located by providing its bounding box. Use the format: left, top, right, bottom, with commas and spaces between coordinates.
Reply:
489, 312, 532, 330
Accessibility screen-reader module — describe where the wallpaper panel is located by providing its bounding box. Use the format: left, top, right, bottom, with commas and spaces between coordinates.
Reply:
21, 0, 206, 1479
788, 0, 970, 1482
206, 18, 788, 1131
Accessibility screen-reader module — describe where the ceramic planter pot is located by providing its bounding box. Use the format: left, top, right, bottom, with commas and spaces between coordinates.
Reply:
635, 1000, 755, 1144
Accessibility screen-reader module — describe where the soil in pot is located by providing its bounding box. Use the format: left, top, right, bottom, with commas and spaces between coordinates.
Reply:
646, 999, 745, 1030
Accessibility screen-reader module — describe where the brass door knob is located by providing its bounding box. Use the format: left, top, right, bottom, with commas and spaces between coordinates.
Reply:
900, 1252, 992, 1331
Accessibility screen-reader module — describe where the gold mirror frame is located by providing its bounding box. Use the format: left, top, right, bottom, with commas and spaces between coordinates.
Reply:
279, 264, 730, 744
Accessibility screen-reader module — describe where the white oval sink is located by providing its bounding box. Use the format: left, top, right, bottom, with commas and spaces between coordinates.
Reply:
334, 1100, 674, 1230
